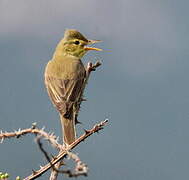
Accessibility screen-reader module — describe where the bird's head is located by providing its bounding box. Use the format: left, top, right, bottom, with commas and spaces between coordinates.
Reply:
55, 29, 102, 58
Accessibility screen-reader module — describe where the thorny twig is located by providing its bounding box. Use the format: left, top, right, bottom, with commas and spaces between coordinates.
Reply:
49, 162, 62, 180
23, 119, 108, 180
0, 119, 108, 179
0, 123, 62, 150
84, 61, 102, 95
37, 137, 88, 177
75, 61, 102, 122
67, 151, 88, 177
86, 61, 102, 75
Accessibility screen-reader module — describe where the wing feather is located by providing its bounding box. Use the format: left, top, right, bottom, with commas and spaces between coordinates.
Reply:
45, 74, 85, 116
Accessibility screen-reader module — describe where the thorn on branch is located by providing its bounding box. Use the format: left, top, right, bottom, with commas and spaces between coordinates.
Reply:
84, 129, 90, 135
75, 119, 82, 125
0, 137, 4, 143
32, 170, 37, 175
31, 122, 37, 129
51, 154, 57, 160
81, 98, 87, 101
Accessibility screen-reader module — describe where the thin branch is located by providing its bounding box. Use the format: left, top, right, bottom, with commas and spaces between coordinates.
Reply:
87, 61, 102, 74
67, 151, 88, 177
75, 61, 102, 120
0, 123, 63, 150
23, 119, 108, 180
37, 137, 88, 178
49, 161, 62, 180
84, 61, 102, 94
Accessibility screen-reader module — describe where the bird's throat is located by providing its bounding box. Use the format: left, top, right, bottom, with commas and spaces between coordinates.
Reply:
53, 47, 86, 59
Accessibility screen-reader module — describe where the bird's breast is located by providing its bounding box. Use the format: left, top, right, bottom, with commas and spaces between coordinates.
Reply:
45, 57, 85, 80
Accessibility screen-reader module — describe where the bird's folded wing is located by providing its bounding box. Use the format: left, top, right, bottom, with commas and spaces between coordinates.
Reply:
44, 76, 84, 115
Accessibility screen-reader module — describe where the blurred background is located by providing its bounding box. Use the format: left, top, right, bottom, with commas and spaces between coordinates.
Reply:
0, 0, 189, 179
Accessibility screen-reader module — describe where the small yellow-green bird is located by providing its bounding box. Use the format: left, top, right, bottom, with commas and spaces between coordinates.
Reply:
44, 29, 102, 145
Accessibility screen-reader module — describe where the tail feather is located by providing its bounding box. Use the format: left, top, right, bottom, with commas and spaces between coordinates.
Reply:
60, 114, 76, 145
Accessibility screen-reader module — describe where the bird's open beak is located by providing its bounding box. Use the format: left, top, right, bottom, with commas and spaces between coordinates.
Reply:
84, 39, 102, 51
84, 47, 102, 51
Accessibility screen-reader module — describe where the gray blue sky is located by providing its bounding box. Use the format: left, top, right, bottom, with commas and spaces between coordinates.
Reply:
0, 0, 189, 179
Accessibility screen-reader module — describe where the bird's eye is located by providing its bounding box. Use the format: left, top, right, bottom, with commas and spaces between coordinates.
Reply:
74, 41, 80, 45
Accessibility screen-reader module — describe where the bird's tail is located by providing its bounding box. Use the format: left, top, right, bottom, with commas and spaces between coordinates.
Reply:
60, 114, 76, 145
